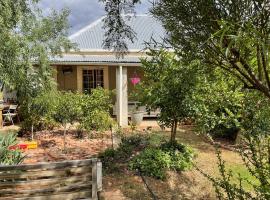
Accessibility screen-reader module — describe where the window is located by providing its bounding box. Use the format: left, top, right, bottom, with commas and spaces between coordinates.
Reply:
83, 69, 104, 93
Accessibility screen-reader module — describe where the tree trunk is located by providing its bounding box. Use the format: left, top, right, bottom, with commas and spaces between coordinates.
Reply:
170, 120, 178, 144
63, 123, 67, 153
31, 124, 34, 141
110, 125, 114, 149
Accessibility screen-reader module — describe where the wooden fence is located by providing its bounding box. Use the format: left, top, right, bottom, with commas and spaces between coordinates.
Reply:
0, 158, 102, 200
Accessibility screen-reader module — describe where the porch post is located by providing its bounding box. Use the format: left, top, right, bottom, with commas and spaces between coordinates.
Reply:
116, 65, 128, 127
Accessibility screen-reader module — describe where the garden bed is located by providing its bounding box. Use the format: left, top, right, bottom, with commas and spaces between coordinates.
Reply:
2, 126, 251, 200
19, 130, 112, 164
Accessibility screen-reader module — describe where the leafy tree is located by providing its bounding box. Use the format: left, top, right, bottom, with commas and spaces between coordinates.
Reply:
99, 0, 141, 57
20, 89, 59, 138
102, 0, 270, 100
53, 92, 83, 152
190, 68, 244, 140
151, 0, 270, 99
0, 0, 73, 102
79, 88, 113, 136
136, 49, 198, 143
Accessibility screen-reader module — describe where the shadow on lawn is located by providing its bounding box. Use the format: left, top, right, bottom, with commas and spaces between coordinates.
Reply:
153, 126, 215, 153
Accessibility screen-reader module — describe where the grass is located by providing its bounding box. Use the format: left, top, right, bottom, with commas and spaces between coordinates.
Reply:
101, 127, 259, 200
227, 164, 259, 191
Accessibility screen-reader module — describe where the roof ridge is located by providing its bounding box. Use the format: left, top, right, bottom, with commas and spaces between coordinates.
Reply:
69, 14, 151, 39
121, 14, 149, 17
69, 16, 105, 40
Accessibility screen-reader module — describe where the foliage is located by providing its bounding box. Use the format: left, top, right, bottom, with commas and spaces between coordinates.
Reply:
200, 93, 270, 200
53, 92, 82, 126
20, 88, 113, 142
52, 92, 82, 151
136, 49, 199, 142
20, 89, 59, 132
129, 148, 171, 179
160, 142, 195, 171
200, 134, 269, 200
99, 133, 149, 173
190, 68, 244, 139
0, 0, 73, 102
0, 133, 25, 165
241, 91, 270, 133
151, 0, 270, 99
79, 88, 113, 133
129, 142, 195, 180
99, 0, 141, 57
98, 148, 119, 173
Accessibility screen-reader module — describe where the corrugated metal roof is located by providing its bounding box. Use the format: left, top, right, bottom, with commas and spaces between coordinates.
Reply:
69, 15, 166, 51
52, 54, 142, 64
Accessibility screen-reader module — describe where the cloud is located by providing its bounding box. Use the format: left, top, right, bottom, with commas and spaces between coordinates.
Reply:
39, 0, 151, 35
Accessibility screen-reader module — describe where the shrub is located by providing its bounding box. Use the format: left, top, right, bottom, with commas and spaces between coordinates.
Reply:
209, 125, 240, 141
129, 148, 171, 179
99, 134, 150, 173
98, 148, 119, 173
79, 88, 113, 134
160, 142, 195, 171
129, 142, 195, 179
0, 133, 25, 165
20, 90, 59, 133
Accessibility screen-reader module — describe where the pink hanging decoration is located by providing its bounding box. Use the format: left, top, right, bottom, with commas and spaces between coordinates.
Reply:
130, 73, 141, 86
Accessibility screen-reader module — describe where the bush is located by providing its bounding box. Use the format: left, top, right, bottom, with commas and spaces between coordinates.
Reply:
98, 134, 150, 173
129, 142, 195, 179
21, 88, 113, 136
160, 142, 195, 171
98, 148, 119, 173
20, 90, 59, 132
210, 125, 240, 141
129, 148, 171, 179
79, 88, 113, 133
0, 133, 25, 165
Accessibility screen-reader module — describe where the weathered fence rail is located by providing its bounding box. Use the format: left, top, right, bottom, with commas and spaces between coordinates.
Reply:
0, 158, 102, 200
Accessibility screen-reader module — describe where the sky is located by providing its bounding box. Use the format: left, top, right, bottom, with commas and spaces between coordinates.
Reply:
39, 0, 152, 35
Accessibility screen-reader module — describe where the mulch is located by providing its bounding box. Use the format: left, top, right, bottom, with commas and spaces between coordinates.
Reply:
19, 130, 113, 164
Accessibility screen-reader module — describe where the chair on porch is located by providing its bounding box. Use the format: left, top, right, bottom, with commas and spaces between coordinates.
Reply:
2, 104, 19, 126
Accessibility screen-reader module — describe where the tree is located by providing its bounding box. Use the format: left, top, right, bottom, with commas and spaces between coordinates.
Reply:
99, 0, 141, 57
135, 49, 198, 143
190, 68, 244, 140
53, 92, 83, 152
151, 0, 270, 99
20, 89, 59, 138
79, 88, 114, 137
0, 0, 73, 101
101, 0, 270, 100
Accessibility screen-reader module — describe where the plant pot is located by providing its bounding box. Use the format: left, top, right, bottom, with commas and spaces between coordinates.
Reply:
130, 111, 144, 126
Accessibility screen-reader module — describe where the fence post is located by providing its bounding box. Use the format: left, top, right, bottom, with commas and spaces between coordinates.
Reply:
97, 161, 102, 192
92, 158, 98, 200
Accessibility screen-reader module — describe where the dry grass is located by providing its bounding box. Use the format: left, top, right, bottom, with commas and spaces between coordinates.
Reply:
100, 127, 245, 200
